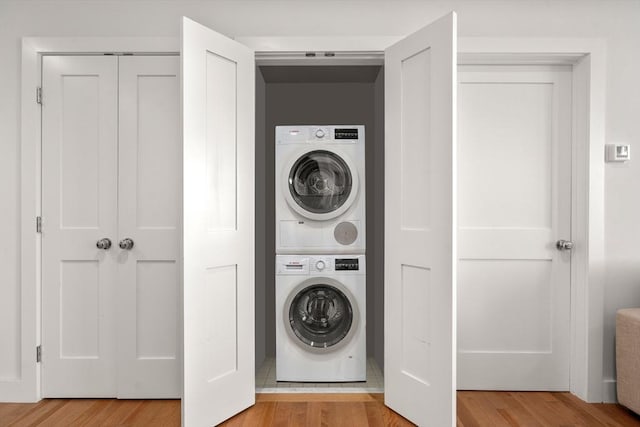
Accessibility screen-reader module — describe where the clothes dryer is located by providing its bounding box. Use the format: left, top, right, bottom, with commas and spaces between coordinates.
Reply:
275, 254, 366, 382
275, 125, 365, 254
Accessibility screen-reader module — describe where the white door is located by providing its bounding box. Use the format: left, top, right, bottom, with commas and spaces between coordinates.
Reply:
181, 17, 255, 427
42, 55, 181, 398
42, 55, 119, 397
457, 65, 572, 390
384, 12, 457, 427
117, 55, 181, 397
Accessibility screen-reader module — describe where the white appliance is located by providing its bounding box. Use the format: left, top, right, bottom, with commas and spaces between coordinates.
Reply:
275, 125, 366, 254
275, 254, 366, 382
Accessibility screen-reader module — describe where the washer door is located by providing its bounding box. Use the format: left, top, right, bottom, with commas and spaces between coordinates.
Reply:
284, 149, 359, 221
285, 278, 359, 352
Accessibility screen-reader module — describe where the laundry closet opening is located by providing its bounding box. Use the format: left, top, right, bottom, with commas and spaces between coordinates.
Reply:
254, 65, 386, 392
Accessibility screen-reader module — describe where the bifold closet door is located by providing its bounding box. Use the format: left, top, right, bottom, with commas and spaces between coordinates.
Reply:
42, 55, 181, 398
117, 55, 181, 398
42, 56, 119, 397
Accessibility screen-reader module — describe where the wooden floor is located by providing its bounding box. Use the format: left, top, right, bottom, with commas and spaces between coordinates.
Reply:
1, 392, 639, 426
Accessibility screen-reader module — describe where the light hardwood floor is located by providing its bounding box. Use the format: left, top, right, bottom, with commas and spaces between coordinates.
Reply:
1, 392, 639, 426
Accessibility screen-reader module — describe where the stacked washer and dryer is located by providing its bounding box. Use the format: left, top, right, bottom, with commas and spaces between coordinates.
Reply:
275, 125, 367, 382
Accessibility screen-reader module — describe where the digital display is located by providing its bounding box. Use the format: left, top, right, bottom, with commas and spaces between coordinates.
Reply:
335, 258, 359, 271
334, 128, 359, 140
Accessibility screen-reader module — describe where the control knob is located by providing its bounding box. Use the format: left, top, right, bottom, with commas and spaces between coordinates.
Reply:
315, 260, 326, 271
315, 129, 325, 138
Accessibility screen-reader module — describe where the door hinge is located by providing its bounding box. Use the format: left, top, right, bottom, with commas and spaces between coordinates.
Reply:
36, 216, 42, 233
36, 87, 42, 104
36, 345, 42, 363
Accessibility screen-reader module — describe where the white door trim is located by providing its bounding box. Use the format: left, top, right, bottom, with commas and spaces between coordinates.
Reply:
457, 37, 607, 403
18, 35, 605, 403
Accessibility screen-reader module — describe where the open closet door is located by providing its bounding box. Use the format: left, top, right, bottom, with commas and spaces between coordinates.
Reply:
181, 17, 255, 426
384, 12, 457, 426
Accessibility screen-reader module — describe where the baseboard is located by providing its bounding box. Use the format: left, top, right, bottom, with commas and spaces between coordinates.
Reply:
0, 381, 40, 403
602, 378, 617, 403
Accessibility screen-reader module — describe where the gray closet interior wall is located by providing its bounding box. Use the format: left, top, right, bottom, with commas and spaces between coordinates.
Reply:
255, 65, 385, 372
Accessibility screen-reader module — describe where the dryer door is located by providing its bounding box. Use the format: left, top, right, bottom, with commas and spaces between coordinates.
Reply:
286, 279, 358, 351
285, 149, 359, 221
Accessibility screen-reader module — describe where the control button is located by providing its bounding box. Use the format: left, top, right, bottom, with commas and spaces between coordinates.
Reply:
315, 260, 326, 271
315, 129, 325, 138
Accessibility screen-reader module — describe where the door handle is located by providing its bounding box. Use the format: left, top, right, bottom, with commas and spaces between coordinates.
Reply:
96, 238, 112, 250
119, 238, 135, 250
556, 239, 574, 251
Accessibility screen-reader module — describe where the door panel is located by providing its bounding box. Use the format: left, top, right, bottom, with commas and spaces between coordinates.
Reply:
457, 66, 572, 390
384, 12, 457, 426
182, 17, 255, 427
117, 55, 181, 397
41, 55, 118, 397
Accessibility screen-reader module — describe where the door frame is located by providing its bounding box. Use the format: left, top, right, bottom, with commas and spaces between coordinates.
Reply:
241, 35, 606, 403
18, 35, 605, 403
456, 37, 607, 403
17, 37, 179, 402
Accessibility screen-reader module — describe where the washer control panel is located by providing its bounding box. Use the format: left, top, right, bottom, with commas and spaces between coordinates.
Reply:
276, 257, 309, 275
335, 258, 359, 271
310, 257, 332, 272
276, 255, 365, 275
334, 128, 359, 140
276, 125, 364, 145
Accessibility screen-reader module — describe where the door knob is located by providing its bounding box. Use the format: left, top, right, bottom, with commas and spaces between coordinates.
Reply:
556, 239, 574, 251
96, 238, 112, 250
119, 238, 134, 250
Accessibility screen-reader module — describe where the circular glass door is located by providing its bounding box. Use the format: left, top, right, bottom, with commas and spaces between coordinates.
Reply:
288, 283, 353, 349
288, 150, 353, 215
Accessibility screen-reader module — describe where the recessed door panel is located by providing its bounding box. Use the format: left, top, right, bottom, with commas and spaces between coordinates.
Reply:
135, 260, 178, 359
60, 75, 101, 228
459, 81, 553, 229
59, 260, 100, 358
135, 74, 180, 229
206, 51, 238, 233
204, 265, 238, 382
401, 49, 431, 231
458, 259, 553, 353
401, 265, 431, 385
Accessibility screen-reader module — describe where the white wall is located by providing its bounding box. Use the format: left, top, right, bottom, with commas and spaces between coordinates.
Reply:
1, 0, 639, 402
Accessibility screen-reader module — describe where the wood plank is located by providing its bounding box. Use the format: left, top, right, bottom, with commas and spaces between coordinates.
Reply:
2, 392, 639, 426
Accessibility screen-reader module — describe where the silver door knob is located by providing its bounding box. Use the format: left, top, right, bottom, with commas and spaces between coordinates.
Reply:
556, 239, 574, 251
119, 238, 134, 250
96, 238, 112, 250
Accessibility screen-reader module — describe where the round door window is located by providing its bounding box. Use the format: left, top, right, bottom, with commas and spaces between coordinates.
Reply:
288, 284, 353, 349
288, 150, 353, 214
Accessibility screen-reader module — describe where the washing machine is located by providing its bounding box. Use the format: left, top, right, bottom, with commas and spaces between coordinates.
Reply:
275, 125, 365, 254
275, 254, 366, 382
